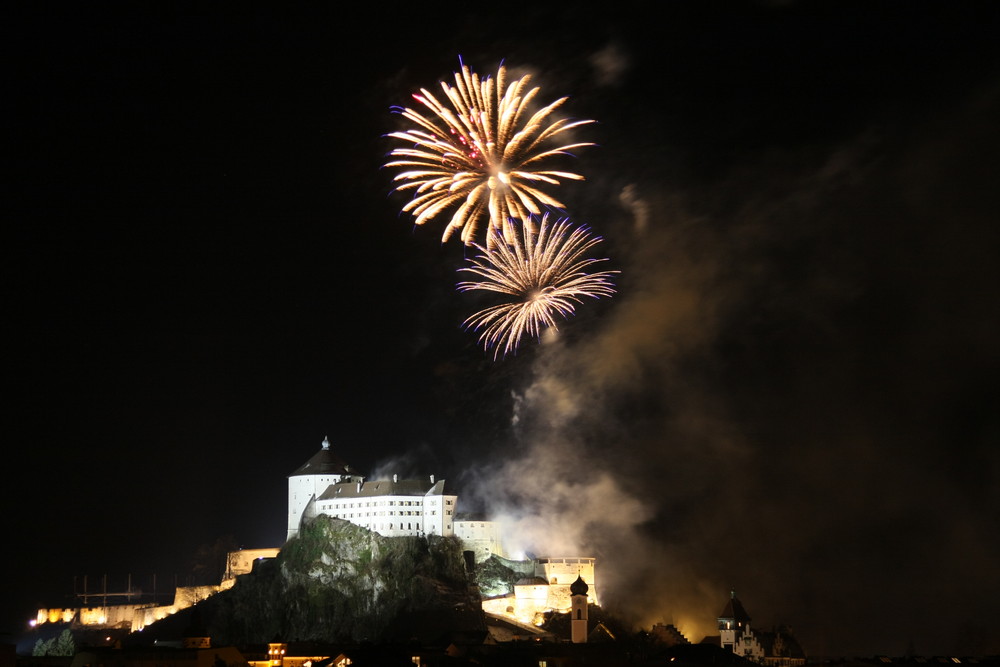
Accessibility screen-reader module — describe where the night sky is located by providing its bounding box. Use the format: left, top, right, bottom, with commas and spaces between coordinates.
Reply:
5, 2, 999, 658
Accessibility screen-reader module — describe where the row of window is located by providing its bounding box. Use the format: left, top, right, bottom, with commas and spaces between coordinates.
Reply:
323, 498, 450, 508
328, 511, 422, 519
351, 522, 453, 533
320, 508, 453, 518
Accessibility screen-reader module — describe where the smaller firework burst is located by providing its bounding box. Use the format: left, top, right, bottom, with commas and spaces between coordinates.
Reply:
458, 214, 618, 359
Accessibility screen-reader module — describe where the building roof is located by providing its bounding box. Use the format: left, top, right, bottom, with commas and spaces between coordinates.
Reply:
719, 590, 751, 625
515, 577, 550, 587
756, 627, 807, 659
316, 477, 448, 500
570, 575, 589, 596
289, 437, 362, 477
650, 623, 691, 647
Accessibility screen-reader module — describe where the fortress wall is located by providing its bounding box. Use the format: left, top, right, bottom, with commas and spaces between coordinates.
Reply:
172, 584, 221, 608
224, 548, 280, 581
455, 520, 506, 562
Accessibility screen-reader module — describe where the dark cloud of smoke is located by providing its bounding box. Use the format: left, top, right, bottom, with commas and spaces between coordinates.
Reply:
461, 77, 1000, 657
370, 441, 444, 483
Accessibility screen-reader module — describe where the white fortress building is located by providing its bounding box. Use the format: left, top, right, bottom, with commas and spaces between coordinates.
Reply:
32, 437, 597, 635
288, 438, 597, 624
287, 437, 458, 541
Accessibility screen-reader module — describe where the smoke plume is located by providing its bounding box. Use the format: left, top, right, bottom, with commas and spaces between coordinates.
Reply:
463, 78, 1000, 657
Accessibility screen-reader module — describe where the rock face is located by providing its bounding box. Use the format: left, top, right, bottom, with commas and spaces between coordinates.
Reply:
475, 554, 536, 597
200, 516, 485, 645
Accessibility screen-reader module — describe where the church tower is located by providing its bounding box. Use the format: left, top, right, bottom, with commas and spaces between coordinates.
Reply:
286, 437, 363, 541
718, 589, 751, 652
570, 575, 589, 643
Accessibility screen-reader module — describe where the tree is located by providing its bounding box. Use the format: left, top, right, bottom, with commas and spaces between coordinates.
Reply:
33, 629, 75, 656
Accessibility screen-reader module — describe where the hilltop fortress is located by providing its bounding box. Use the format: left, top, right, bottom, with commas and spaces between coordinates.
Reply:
286, 438, 599, 626
286, 437, 458, 542
29, 439, 806, 662
33, 438, 598, 633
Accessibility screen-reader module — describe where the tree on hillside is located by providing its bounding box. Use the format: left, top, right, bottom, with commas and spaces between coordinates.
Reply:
33, 629, 75, 656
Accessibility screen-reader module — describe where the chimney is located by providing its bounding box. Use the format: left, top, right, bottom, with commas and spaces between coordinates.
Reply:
393, 474, 398, 483
430, 474, 435, 484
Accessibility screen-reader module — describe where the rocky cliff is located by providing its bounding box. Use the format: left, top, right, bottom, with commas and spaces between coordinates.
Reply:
177, 516, 485, 645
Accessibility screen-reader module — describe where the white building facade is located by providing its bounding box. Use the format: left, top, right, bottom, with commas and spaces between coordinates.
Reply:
311, 476, 456, 537
288, 439, 457, 540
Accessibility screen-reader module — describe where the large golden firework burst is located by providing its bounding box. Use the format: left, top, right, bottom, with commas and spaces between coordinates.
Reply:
385, 61, 595, 247
458, 215, 617, 359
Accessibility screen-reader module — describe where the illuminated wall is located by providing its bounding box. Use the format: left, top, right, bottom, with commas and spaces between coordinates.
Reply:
454, 520, 506, 562
36, 602, 182, 632
224, 548, 280, 582
479, 556, 599, 627
32, 551, 279, 632
535, 558, 596, 592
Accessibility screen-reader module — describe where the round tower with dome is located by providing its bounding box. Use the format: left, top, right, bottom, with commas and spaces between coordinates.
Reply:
286, 437, 363, 541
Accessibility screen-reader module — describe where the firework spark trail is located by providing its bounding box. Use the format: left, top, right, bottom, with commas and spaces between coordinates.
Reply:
458, 215, 618, 359
385, 61, 595, 247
